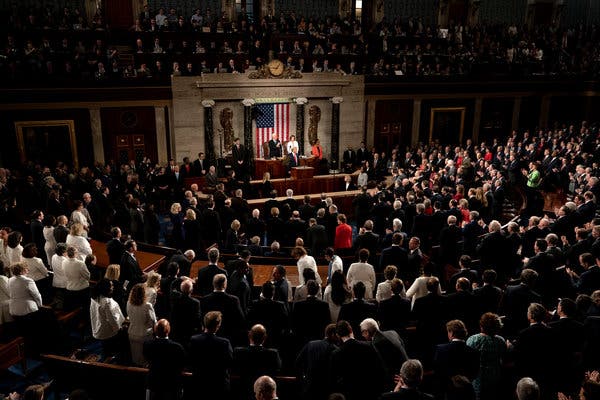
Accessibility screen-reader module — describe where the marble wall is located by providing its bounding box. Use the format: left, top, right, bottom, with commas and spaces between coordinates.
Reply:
171, 73, 364, 163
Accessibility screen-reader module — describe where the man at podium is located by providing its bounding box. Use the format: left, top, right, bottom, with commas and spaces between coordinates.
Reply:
268, 133, 283, 158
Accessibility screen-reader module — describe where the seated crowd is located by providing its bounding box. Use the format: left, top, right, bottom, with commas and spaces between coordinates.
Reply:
2, 2, 600, 83
1, 121, 600, 400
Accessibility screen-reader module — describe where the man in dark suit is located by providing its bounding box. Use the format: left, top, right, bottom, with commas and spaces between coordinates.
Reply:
444, 278, 479, 337
169, 279, 202, 346
378, 279, 411, 335
405, 237, 424, 283
196, 248, 227, 296
306, 218, 328, 257
380, 359, 434, 399
292, 280, 331, 344
232, 137, 249, 181
200, 273, 246, 344
353, 220, 380, 266
360, 318, 409, 391
567, 252, 600, 295
513, 303, 556, 397
227, 256, 252, 315
247, 282, 289, 347
106, 227, 125, 265
189, 311, 234, 399
476, 220, 514, 285
343, 146, 357, 172
295, 323, 338, 400
268, 133, 283, 158
119, 240, 144, 288
193, 152, 209, 176
473, 269, 503, 315
330, 320, 385, 400
549, 298, 585, 395
233, 324, 282, 397
298, 195, 315, 221
338, 282, 378, 335
168, 249, 194, 278
30, 210, 45, 263
500, 269, 542, 336
379, 233, 408, 274
143, 319, 186, 400
448, 255, 479, 292
201, 201, 221, 246
524, 239, 556, 304
438, 215, 462, 267
412, 277, 447, 364
433, 320, 480, 396
356, 142, 370, 165
462, 211, 485, 256
411, 204, 432, 251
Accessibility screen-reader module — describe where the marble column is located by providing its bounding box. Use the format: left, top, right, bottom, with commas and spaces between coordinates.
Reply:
154, 106, 168, 164
202, 100, 216, 166
330, 97, 343, 171
295, 97, 308, 155
89, 108, 105, 163
242, 98, 255, 161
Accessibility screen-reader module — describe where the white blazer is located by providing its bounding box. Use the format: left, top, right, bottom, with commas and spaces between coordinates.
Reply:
66, 235, 92, 261
9, 275, 42, 316
63, 257, 90, 291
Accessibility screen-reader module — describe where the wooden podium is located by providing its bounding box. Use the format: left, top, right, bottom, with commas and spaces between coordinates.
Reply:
291, 166, 315, 180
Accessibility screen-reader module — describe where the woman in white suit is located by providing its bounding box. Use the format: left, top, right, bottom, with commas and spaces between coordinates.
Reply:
66, 223, 92, 262
8, 262, 43, 318
6, 231, 23, 266
43, 215, 57, 265
127, 283, 156, 366
0, 264, 12, 325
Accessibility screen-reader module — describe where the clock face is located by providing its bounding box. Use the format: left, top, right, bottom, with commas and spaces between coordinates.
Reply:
268, 60, 284, 76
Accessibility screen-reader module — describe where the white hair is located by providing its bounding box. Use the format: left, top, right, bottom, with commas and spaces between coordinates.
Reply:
359, 318, 379, 335
393, 218, 402, 230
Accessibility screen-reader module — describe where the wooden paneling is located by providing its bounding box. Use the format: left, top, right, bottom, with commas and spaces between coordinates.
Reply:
101, 107, 158, 165
480, 98, 514, 144
374, 100, 413, 150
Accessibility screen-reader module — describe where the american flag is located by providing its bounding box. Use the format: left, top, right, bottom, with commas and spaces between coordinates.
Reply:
255, 102, 290, 157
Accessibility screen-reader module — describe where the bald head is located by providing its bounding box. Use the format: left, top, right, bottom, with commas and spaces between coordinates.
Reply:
254, 376, 277, 400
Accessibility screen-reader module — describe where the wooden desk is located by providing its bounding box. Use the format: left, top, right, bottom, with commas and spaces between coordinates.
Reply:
254, 158, 285, 179
300, 156, 319, 169
90, 240, 166, 273
291, 166, 314, 180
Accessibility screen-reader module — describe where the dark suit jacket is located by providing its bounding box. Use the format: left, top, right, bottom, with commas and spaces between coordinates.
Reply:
378, 295, 411, 335
106, 238, 125, 265
295, 339, 338, 399
514, 323, 556, 387
353, 231, 380, 265
201, 209, 221, 244
574, 265, 600, 295
444, 290, 479, 333
379, 246, 408, 274
306, 224, 328, 256
292, 297, 331, 343
143, 337, 186, 392
379, 388, 434, 400
233, 345, 282, 393
247, 298, 289, 346
549, 317, 584, 388
501, 283, 542, 336
169, 295, 202, 344
196, 264, 227, 296
268, 140, 282, 158
200, 291, 246, 343
412, 293, 447, 349
168, 252, 192, 278
189, 332, 233, 395
439, 225, 462, 265
330, 338, 385, 400
476, 231, 514, 283
473, 284, 503, 315
338, 299, 378, 335
53, 225, 69, 244
119, 252, 143, 286
372, 330, 409, 389
433, 340, 480, 388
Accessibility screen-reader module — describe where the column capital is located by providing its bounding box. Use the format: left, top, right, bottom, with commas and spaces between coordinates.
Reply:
331, 97, 344, 104
295, 97, 308, 105
241, 98, 256, 107
202, 100, 216, 108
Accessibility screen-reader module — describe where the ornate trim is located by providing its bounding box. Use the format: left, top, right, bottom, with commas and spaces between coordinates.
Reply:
242, 98, 256, 107
248, 65, 303, 79
295, 97, 308, 105
201, 99, 215, 108
331, 97, 344, 104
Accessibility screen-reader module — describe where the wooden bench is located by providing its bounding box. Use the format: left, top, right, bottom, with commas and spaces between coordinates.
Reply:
41, 353, 300, 400
0, 337, 27, 375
